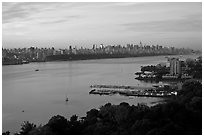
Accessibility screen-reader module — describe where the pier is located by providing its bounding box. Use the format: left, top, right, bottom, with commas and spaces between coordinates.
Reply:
89, 84, 177, 97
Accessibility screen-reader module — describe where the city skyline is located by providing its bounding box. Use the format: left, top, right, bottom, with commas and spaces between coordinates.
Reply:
3, 2, 202, 50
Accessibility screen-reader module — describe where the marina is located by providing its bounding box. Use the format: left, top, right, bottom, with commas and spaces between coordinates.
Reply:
89, 84, 178, 97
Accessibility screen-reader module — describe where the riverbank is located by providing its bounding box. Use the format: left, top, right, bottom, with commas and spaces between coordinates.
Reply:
2, 60, 45, 66
3, 53, 198, 66
2, 60, 29, 65
45, 53, 182, 61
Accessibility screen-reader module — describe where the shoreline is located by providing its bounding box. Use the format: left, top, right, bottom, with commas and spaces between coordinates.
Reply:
2, 53, 197, 66
45, 53, 186, 62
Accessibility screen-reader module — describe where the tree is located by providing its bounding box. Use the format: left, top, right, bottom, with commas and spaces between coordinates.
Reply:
2, 131, 10, 135
180, 79, 202, 97
47, 115, 68, 134
19, 121, 36, 135
67, 115, 82, 134
186, 57, 202, 78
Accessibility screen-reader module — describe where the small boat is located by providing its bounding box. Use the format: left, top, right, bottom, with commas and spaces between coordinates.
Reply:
35, 69, 39, 71
89, 89, 96, 94
65, 96, 68, 102
22, 60, 29, 64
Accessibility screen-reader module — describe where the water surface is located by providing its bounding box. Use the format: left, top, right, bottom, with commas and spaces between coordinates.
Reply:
2, 55, 198, 133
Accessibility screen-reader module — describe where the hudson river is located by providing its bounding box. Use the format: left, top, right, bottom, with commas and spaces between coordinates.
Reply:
2, 55, 198, 133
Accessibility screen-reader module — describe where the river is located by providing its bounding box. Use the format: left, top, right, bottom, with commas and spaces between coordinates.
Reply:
2, 55, 198, 133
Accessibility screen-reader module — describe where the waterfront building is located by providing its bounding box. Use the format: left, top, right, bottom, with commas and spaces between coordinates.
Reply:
162, 74, 179, 79
181, 74, 193, 79
69, 46, 72, 54
53, 50, 56, 55
72, 48, 77, 54
166, 62, 170, 67
169, 58, 181, 75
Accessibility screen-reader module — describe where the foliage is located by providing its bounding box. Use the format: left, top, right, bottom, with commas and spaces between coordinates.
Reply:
141, 65, 157, 72
178, 79, 202, 113
141, 65, 169, 78
19, 121, 36, 135
46, 115, 68, 134
2, 131, 10, 135
186, 56, 202, 79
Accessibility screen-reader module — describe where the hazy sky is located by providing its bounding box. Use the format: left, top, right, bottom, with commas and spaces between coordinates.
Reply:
2, 2, 202, 50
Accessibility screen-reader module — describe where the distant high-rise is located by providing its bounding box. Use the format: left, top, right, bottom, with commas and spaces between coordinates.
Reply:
169, 58, 181, 75
69, 46, 72, 54
92, 44, 96, 50
139, 41, 143, 47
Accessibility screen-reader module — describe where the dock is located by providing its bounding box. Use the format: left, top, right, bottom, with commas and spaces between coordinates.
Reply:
89, 84, 177, 97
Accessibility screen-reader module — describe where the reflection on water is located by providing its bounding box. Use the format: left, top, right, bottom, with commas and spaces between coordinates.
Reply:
2, 55, 198, 133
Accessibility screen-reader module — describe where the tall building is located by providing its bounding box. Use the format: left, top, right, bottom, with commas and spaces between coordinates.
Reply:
169, 58, 181, 75
92, 44, 96, 50
69, 46, 72, 54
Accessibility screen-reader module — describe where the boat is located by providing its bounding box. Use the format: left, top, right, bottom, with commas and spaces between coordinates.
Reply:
35, 69, 39, 71
22, 60, 29, 64
89, 89, 96, 94
65, 96, 68, 102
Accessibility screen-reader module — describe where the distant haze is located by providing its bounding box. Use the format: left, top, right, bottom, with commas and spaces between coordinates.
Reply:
2, 2, 202, 50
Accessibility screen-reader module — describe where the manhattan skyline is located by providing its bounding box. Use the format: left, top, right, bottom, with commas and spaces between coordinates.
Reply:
2, 2, 202, 50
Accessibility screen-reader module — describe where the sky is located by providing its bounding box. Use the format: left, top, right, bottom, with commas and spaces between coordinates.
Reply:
2, 2, 202, 50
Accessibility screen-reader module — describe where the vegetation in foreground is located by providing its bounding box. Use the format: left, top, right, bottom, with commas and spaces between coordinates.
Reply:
3, 79, 202, 135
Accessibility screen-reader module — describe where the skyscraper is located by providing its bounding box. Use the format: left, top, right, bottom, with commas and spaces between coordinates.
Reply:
69, 46, 72, 54
169, 58, 181, 75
